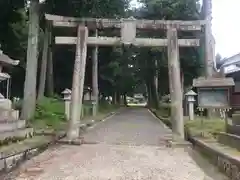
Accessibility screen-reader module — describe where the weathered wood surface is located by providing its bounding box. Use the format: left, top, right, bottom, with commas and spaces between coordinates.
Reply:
167, 27, 184, 139
67, 26, 88, 140
45, 14, 205, 31
55, 36, 200, 47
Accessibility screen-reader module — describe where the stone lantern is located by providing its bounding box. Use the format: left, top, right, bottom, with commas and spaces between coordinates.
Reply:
62, 88, 72, 120
185, 90, 197, 120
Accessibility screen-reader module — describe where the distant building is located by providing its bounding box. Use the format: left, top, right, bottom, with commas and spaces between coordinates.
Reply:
218, 53, 240, 108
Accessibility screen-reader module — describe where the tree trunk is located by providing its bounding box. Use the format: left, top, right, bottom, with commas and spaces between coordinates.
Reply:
203, 0, 214, 118
46, 25, 54, 97
37, 23, 49, 100
146, 81, 152, 107
123, 93, 127, 106
21, 0, 39, 120
155, 59, 158, 93
92, 29, 99, 115
113, 91, 117, 104
151, 77, 159, 109
116, 91, 120, 104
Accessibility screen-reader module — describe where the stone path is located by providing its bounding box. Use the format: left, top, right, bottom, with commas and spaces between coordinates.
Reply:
5, 108, 228, 180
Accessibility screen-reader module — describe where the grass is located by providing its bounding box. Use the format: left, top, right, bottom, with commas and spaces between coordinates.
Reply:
152, 103, 225, 139
30, 97, 119, 132
30, 97, 66, 132
185, 117, 225, 139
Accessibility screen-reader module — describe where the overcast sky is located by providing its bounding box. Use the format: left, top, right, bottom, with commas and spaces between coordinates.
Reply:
130, 0, 240, 58
212, 0, 240, 58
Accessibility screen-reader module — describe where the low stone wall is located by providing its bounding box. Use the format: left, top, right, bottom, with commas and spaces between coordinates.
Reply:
218, 132, 240, 151
149, 108, 240, 179
227, 124, 240, 136
190, 137, 240, 180
0, 133, 65, 174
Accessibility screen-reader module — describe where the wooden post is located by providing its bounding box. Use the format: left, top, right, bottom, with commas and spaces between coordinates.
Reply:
92, 29, 99, 116
167, 28, 184, 140
67, 26, 88, 140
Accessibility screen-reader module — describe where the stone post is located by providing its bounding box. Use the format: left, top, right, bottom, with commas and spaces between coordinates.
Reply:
167, 27, 184, 140
185, 90, 197, 121
62, 88, 72, 120
92, 29, 99, 116
67, 26, 88, 140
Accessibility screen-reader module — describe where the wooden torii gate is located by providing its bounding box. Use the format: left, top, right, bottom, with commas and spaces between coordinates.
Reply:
45, 14, 207, 141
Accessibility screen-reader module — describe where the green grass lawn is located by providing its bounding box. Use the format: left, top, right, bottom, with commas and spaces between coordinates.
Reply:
30, 98, 119, 132
185, 117, 225, 139
152, 104, 225, 139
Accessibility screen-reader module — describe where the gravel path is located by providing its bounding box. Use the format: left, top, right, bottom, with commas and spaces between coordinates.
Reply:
82, 108, 172, 146
8, 108, 228, 180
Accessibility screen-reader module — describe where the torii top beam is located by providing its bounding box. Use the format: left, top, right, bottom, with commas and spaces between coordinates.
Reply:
45, 14, 206, 31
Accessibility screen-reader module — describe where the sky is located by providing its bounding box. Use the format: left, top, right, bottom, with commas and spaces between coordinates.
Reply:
130, 0, 240, 58
212, 0, 240, 58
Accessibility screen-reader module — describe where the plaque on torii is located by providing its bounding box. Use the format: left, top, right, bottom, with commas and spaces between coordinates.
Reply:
120, 16, 136, 45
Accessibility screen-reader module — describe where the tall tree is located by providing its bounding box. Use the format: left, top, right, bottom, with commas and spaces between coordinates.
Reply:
21, 0, 40, 120
0, 0, 27, 97
38, 23, 50, 100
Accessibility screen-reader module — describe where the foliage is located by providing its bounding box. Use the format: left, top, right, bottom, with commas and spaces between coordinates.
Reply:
185, 118, 225, 139
31, 97, 65, 130
1, 0, 204, 112
98, 100, 120, 113
135, 0, 203, 97
0, 1, 28, 97
152, 108, 225, 139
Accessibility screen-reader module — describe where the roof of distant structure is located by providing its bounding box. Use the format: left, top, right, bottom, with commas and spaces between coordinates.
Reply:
0, 51, 19, 66
217, 53, 240, 75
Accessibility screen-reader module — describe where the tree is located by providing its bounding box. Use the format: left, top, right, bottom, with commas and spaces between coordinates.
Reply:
215, 53, 222, 70
21, 0, 40, 120
0, 0, 204, 117
0, 0, 28, 97
133, 0, 203, 106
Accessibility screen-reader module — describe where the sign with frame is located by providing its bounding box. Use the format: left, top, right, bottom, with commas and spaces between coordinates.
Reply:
197, 87, 230, 108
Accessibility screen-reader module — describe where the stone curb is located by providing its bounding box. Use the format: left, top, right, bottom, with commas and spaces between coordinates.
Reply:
0, 109, 120, 177
0, 132, 65, 176
148, 109, 192, 148
147, 109, 171, 130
